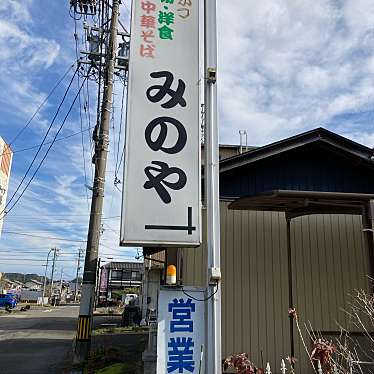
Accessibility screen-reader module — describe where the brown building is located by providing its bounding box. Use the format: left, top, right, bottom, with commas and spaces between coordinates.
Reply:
145, 128, 374, 372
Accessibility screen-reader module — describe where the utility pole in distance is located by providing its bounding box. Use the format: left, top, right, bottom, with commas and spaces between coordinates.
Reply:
74, 0, 120, 362
42, 248, 54, 306
74, 248, 84, 303
50, 247, 59, 298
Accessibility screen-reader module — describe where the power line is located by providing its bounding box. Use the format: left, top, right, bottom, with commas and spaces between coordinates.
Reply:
75, 17, 91, 210
115, 74, 127, 178
4, 73, 89, 217
3, 126, 94, 156
0, 264, 46, 268
0, 258, 77, 262
7, 63, 76, 147
1, 66, 79, 216
2, 231, 86, 242
4, 214, 120, 218
84, 77, 94, 181
78, 75, 91, 210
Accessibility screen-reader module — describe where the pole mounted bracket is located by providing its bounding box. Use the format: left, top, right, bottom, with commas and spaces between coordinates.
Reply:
207, 68, 217, 84
208, 267, 221, 284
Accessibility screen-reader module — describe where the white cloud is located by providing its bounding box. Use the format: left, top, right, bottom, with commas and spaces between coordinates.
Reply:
218, 0, 374, 146
0, 2, 60, 121
0, 0, 33, 23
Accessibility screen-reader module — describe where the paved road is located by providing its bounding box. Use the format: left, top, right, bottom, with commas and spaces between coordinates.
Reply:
0, 305, 79, 374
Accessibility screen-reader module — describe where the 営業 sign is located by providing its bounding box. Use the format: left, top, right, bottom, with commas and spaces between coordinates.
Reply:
120, 0, 201, 247
157, 288, 205, 373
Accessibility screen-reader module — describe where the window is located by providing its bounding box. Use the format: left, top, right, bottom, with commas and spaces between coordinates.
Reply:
111, 270, 122, 280
122, 270, 132, 280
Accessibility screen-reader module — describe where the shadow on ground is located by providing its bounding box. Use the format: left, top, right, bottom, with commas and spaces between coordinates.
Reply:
0, 317, 77, 331
64, 332, 148, 374
0, 338, 74, 374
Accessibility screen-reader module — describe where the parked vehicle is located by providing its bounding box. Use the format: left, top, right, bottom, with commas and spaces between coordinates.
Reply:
124, 293, 138, 306
0, 294, 17, 309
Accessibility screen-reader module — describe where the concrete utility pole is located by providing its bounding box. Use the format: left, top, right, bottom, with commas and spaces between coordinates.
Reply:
205, 0, 222, 372
94, 257, 101, 310
74, 248, 84, 303
42, 248, 54, 306
59, 268, 64, 295
50, 247, 59, 298
74, 0, 120, 361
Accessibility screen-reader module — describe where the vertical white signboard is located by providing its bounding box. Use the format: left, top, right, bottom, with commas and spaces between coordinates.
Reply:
121, 0, 201, 247
157, 288, 205, 374
0, 137, 12, 238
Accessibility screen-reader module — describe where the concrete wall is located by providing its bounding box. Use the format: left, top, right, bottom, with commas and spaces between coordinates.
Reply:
182, 202, 371, 372
20, 289, 42, 302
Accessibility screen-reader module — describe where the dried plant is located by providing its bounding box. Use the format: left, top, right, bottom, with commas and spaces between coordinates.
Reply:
293, 282, 374, 373
223, 353, 262, 374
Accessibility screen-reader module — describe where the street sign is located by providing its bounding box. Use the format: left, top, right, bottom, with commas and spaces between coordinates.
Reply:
157, 288, 205, 374
120, 0, 201, 247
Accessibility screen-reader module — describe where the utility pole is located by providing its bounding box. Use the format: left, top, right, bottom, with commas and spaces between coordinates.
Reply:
94, 257, 101, 310
42, 248, 54, 306
74, 248, 84, 303
74, 0, 120, 361
59, 268, 64, 295
50, 247, 59, 299
205, 0, 222, 372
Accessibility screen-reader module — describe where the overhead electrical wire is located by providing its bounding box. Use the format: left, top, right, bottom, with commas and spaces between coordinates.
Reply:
111, 85, 117, 172
3, 73, 89, 217
93, 0, 109, 146
7, 63, 76, 147
5, 213, 120, 219
84, 78, 94, 181
0, 264, 47, 268
1, 66, 80, 217
3, 127, 95, 156
2, 231, 86, 243
0, 258, 77, 262
74, 16, 91, 209
114, 75, 127, 180
0, 250, 80, 255
79, 80, 91, 207
107, 85, 119, 216
0, 249, 131, 258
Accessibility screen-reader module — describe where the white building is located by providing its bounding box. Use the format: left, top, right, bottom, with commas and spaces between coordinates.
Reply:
0, 136, 13, 237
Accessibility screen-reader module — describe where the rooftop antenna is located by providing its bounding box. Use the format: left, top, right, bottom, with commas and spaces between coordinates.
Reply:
239, 130, 248, 154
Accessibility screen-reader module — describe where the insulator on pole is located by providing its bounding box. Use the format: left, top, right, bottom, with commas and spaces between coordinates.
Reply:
281, 359, 287, 374
266, 362, 272, 374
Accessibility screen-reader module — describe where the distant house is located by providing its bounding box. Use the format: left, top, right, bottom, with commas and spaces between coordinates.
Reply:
98, 261, 143, 301
12, 280, 25, 289
1, 278, 24, 291
24, 279, 43, 290
68, 281, 82, 293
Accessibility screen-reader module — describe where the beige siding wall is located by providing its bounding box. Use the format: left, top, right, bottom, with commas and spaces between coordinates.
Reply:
182, 202, 371, 372
291, 213, 370, 373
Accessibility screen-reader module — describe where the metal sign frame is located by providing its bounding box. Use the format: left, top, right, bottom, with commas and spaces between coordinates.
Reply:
120, 0, 201, 247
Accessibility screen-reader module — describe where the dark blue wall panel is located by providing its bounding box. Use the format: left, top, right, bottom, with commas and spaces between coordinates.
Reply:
220, 143, 374, 198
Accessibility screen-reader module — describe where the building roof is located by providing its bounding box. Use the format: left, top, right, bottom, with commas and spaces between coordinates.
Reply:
220, 127, 373, 173
219, 127, 374, 217
219, 127, 374, 200
104, 261, 144, 270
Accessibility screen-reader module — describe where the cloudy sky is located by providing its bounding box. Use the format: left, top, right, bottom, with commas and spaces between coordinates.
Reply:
1, 0, 374, 278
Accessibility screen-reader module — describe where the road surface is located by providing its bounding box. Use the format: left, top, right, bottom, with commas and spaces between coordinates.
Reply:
0, 305, 79, 374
